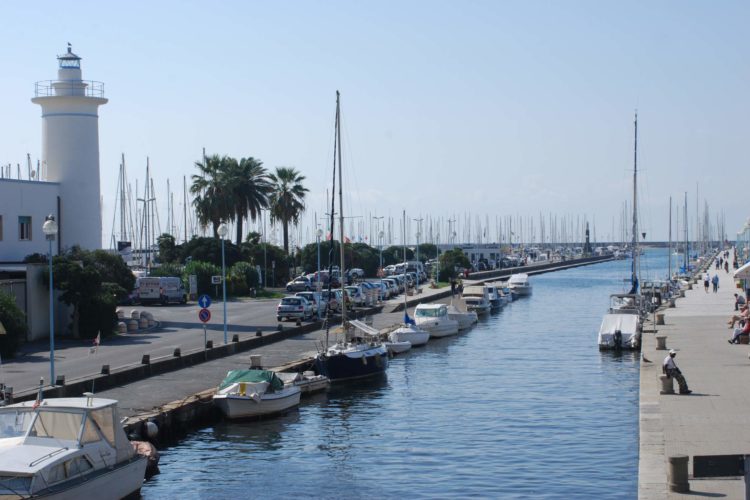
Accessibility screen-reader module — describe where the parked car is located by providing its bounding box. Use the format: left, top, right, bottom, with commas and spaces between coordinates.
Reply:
286, 276, 313, 292
277, 296, 313, 322
295, 291, 323, 317
382, 279, 398, 298
320, 290, 342, 313
344, 285, 366, 307
347, 268, 365, 280
373, 281, 389, 301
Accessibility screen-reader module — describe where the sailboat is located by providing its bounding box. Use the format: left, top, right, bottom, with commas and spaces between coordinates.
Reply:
314, 92, 389, 381
598, 112, 644, 350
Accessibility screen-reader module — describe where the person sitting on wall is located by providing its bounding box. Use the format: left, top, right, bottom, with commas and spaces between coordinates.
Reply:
728, 304, 749, 329
735, 293, 746, 311
729, 319, 750, 344
663, 349, 691, 395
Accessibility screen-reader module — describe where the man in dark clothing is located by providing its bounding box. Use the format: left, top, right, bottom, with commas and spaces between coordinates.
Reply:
663, 349, 691, 394
735, 293, 746, 311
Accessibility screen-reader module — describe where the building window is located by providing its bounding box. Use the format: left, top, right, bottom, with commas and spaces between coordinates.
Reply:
18, 216, 31, 241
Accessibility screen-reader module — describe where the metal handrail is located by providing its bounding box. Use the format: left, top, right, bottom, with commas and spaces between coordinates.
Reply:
34, 80, 105, 98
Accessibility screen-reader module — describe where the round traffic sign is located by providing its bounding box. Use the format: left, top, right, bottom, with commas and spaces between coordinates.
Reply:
198, 294, 212, 308
198, 308, 211, 323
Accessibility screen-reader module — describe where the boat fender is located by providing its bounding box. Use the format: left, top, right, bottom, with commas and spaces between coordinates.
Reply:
614, 330, 622, 349
145, 421, 159, 440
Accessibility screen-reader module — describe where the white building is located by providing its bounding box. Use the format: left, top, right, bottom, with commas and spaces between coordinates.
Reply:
0, 45, 106, 263
0, 46, 106, 341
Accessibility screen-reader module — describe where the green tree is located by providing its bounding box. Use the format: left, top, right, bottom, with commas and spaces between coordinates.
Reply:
225, 157, 272, 246
269, 167, 308, 255
157, 233, 178, 263
190, 154, 234, 236
0, 291, 26, 358
417, 243, 437, 261
438, 248, 471, 281
382, 245, 414, 265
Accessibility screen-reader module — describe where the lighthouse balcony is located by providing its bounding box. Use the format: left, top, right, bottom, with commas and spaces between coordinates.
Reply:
34, 80, 104, 98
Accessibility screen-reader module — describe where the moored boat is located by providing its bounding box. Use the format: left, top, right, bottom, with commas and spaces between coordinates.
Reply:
507, 273, 532, 296
414, 303, 459, 338
598, 313, 641, 350
446, 303, 478, 330
0, 395, 147, 499
388, 323, 430, 347
213, 369, 302, 419
463, 286, 491, 314
276, 371, 331, 395
384, 340, 412, 355
484, 283, 504, 308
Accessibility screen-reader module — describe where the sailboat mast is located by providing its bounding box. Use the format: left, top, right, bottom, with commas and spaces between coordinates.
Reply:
668, 196, 672, 280
336, 91, 346, 326
631, 112, 639, 290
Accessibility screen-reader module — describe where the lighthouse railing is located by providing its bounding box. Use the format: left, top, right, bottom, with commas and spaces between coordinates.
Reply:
34, 80, 105, 98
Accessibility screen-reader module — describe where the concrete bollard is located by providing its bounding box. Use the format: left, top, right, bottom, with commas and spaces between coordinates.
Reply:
101, 365, 110, 375
141, 354, 150, 365
256, 329, 263, 337
232, 334, 239, 343
668, 455, 689, 492
656, 336, 668, 350
206, 340, 213, 349
687, 283, 693, 290
55, 375, 65, 386
141, 311, 153, 320
656, 313, 665, 325
250, 354, 263, 368
130, 310, 140, 319
118, 322, 127, 333
669, 298, 676, 308
659, 374, 675, 394
296, 319, 302, 327
127, 320, 138, 332
679, 290, 685, 298
147, 320, 156, 327
139, 318, 149, 329
277, 324, 283, 332
173, 348, 181, 357
116, 309, 125, 319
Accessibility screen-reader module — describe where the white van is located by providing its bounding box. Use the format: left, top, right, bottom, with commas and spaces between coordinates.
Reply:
138, 277, 187, 305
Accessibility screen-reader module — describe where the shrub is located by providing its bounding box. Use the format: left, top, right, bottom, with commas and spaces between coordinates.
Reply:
184, 260, 221, 297
0, 291, 26, 358
229, 262, 260, 295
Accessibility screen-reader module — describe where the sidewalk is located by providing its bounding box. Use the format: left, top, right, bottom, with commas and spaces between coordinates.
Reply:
639, 260, 745, 498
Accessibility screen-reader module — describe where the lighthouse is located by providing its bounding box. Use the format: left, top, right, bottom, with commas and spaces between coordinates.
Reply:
31, 44, 107, 251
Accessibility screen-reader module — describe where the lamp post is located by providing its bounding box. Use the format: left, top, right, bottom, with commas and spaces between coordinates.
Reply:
378, 230, 385, 275
415, 231, 421, 291
217, 221, 229, 344
42, 214, 58, 386
316, 228, 323, 318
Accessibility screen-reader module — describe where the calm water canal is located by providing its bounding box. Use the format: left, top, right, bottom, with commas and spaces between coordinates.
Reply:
142, 249, 669, 499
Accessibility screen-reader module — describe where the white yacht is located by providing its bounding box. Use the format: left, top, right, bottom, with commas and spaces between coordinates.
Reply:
598, 313, 641, 350
0, 396, 147, 499
446, 303, 478, 330
484, 283, 504, 308
214, 369, 302, 419
507, 273, 532, 296
414, 304, 459, 338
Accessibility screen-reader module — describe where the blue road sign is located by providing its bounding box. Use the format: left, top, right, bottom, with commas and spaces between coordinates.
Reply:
198, 308, 211, 323
198, 294, 212, 308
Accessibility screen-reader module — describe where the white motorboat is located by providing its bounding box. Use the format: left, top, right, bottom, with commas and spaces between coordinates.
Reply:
0, 395, 147, 499
276, 371, 331, 395
384, 340, 412, 355
598, 313, 641, 350
414, 303, 459, 338
507, 273, 532, 296
446, 303, 478, 330
463, 286, 491, 314
484, 283, 504, 308
214, 369, 302, 419
388, 323, 430, 347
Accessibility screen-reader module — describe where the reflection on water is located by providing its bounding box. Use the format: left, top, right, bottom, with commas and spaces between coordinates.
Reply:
143, 250, 668, 499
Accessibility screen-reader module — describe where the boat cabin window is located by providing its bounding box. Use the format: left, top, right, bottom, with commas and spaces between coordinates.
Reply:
416, 307, 444, 318
0, 476, 31, 494
80, 417, 101, 444
0, 409, 33, 438
29, 410, 83, 441
66, 456, 94, 477
89, 408, 115, 446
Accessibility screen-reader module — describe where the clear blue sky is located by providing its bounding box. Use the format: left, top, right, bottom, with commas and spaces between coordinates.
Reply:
1, 0, 746, 246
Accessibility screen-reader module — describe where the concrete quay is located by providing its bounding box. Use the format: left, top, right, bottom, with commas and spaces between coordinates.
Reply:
639, 257, 746, 499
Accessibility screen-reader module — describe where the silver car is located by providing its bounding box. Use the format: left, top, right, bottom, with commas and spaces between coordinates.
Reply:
277, 296, 313, 322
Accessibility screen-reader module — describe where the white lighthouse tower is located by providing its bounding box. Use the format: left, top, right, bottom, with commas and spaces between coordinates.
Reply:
31, 44, 107, 251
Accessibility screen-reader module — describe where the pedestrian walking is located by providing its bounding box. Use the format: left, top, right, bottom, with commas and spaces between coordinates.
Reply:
725, 261, 729, 273
712, 273, 719, 293
450, 279, 456, 297
662, 349, 691, 394
703, 271, 710, 293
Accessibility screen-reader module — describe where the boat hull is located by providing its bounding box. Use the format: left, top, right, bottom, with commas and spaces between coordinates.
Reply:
389, 326, 430, 347
315, 346, 389, 381
34, 455, 147, 500
416, 319, 459, 338
385, 341, 411, 354
213, 387, 302, 419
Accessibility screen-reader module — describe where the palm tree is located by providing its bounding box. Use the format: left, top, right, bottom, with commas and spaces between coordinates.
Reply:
269, 167, 309, 255
190, 154, 234, 236
225, 157, 273, 246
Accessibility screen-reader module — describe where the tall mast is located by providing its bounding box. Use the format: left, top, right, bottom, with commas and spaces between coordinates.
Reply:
631, 111, 639, 291
183, 175, 188, 243
668, 196, 672, 280
337, 91, 346, 326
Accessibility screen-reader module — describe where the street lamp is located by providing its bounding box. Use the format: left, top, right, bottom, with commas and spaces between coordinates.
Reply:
378, 230, 385, 275
415, 231, 421, 291
42, 214, 58, 386
217, 221, 229, 344
316, 228, 323, 318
